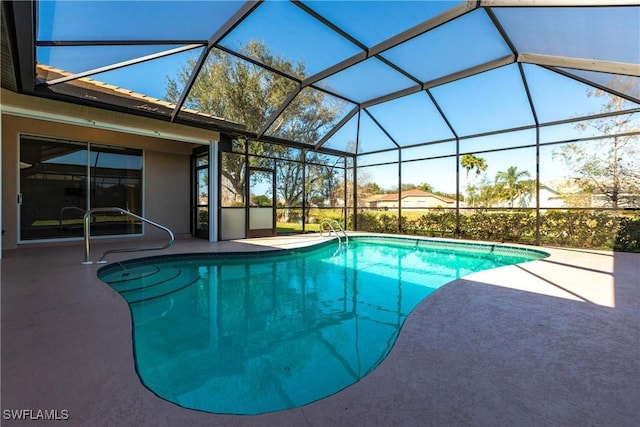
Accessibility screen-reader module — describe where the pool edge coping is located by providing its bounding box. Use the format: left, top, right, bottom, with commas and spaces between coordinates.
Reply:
97, 234, 550, 278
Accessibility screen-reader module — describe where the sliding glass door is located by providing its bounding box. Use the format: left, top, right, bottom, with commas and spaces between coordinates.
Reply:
19, 136, 142, 241
192, 146, 209, 239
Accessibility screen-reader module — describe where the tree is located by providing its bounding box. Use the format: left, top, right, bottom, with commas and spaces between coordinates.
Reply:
252, 194, 271, 207
554, 77, 640, 208
417, 182, 434, 193
359, 181, 382, 194
166, 41, 347, 206
513, 178, 537, 208
302, 157, 343, 222
467, 175, 503, 207
275, 154, 304, 214
220, 149, 246, 205
313, 162, 342, 206
354, 180, 381, 208
392, 182, 434, 193
461, 154, 488, 207
495, 166, 531, 208
460, 154, 487, 180
399, 183, 417, 192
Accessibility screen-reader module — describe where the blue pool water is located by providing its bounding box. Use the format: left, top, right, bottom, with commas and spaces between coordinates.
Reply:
98, 236, 547, 415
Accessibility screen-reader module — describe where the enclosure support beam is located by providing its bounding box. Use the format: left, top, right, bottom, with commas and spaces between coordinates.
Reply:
170, 1, 262, 122
518, 53, 640, 77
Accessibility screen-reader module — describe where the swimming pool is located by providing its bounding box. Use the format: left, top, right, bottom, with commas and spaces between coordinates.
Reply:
98, 236, 547, 415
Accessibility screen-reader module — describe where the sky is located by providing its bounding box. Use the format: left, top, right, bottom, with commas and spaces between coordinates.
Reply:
35, 0, 640, 194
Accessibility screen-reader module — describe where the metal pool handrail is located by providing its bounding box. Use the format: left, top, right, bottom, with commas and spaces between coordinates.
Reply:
320, 219, 349, 247
331, 219, 349, 247
82, 207, 174, 264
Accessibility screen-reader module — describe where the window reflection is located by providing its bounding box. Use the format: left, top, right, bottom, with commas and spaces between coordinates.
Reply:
19, 136, 142, 240
220, 152, 246, 207
90, 145, 142, 236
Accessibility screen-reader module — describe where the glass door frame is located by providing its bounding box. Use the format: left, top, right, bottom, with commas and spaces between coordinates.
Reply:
246, 166, 276, 238
18, 135, 143, 243
191, 145, 210, 239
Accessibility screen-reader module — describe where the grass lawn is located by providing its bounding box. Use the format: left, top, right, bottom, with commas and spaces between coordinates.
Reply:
276, 222, 323, 233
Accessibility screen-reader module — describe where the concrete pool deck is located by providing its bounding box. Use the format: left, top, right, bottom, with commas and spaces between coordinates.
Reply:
1, 234, 639, 426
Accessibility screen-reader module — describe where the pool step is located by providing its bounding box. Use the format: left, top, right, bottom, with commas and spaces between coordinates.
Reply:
102, 266, 178, 291
102, 265, 200, 303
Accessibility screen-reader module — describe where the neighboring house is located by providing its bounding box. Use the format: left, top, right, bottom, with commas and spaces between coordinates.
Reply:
367, 189, 456, 209
499, 179, 640, 209
507, 184, 565, 208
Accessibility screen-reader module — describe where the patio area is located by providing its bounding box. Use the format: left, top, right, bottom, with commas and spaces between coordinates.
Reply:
1, 235, 638, 426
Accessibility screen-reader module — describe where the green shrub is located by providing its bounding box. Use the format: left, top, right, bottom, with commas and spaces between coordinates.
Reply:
198, 208, 209, 228
539, 211, 619, 249
615, 216, 640, 252
351, 209, 639, 252
415, 211, 456, 237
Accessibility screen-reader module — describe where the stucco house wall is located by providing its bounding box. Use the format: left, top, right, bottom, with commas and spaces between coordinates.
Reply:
1, 91, 218, 251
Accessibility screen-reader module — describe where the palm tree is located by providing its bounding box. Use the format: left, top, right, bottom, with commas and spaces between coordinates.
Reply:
495, 166, 531, 208
461, 154, 488, 207
475, 156, 487, 177
461, 154, 487, 180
